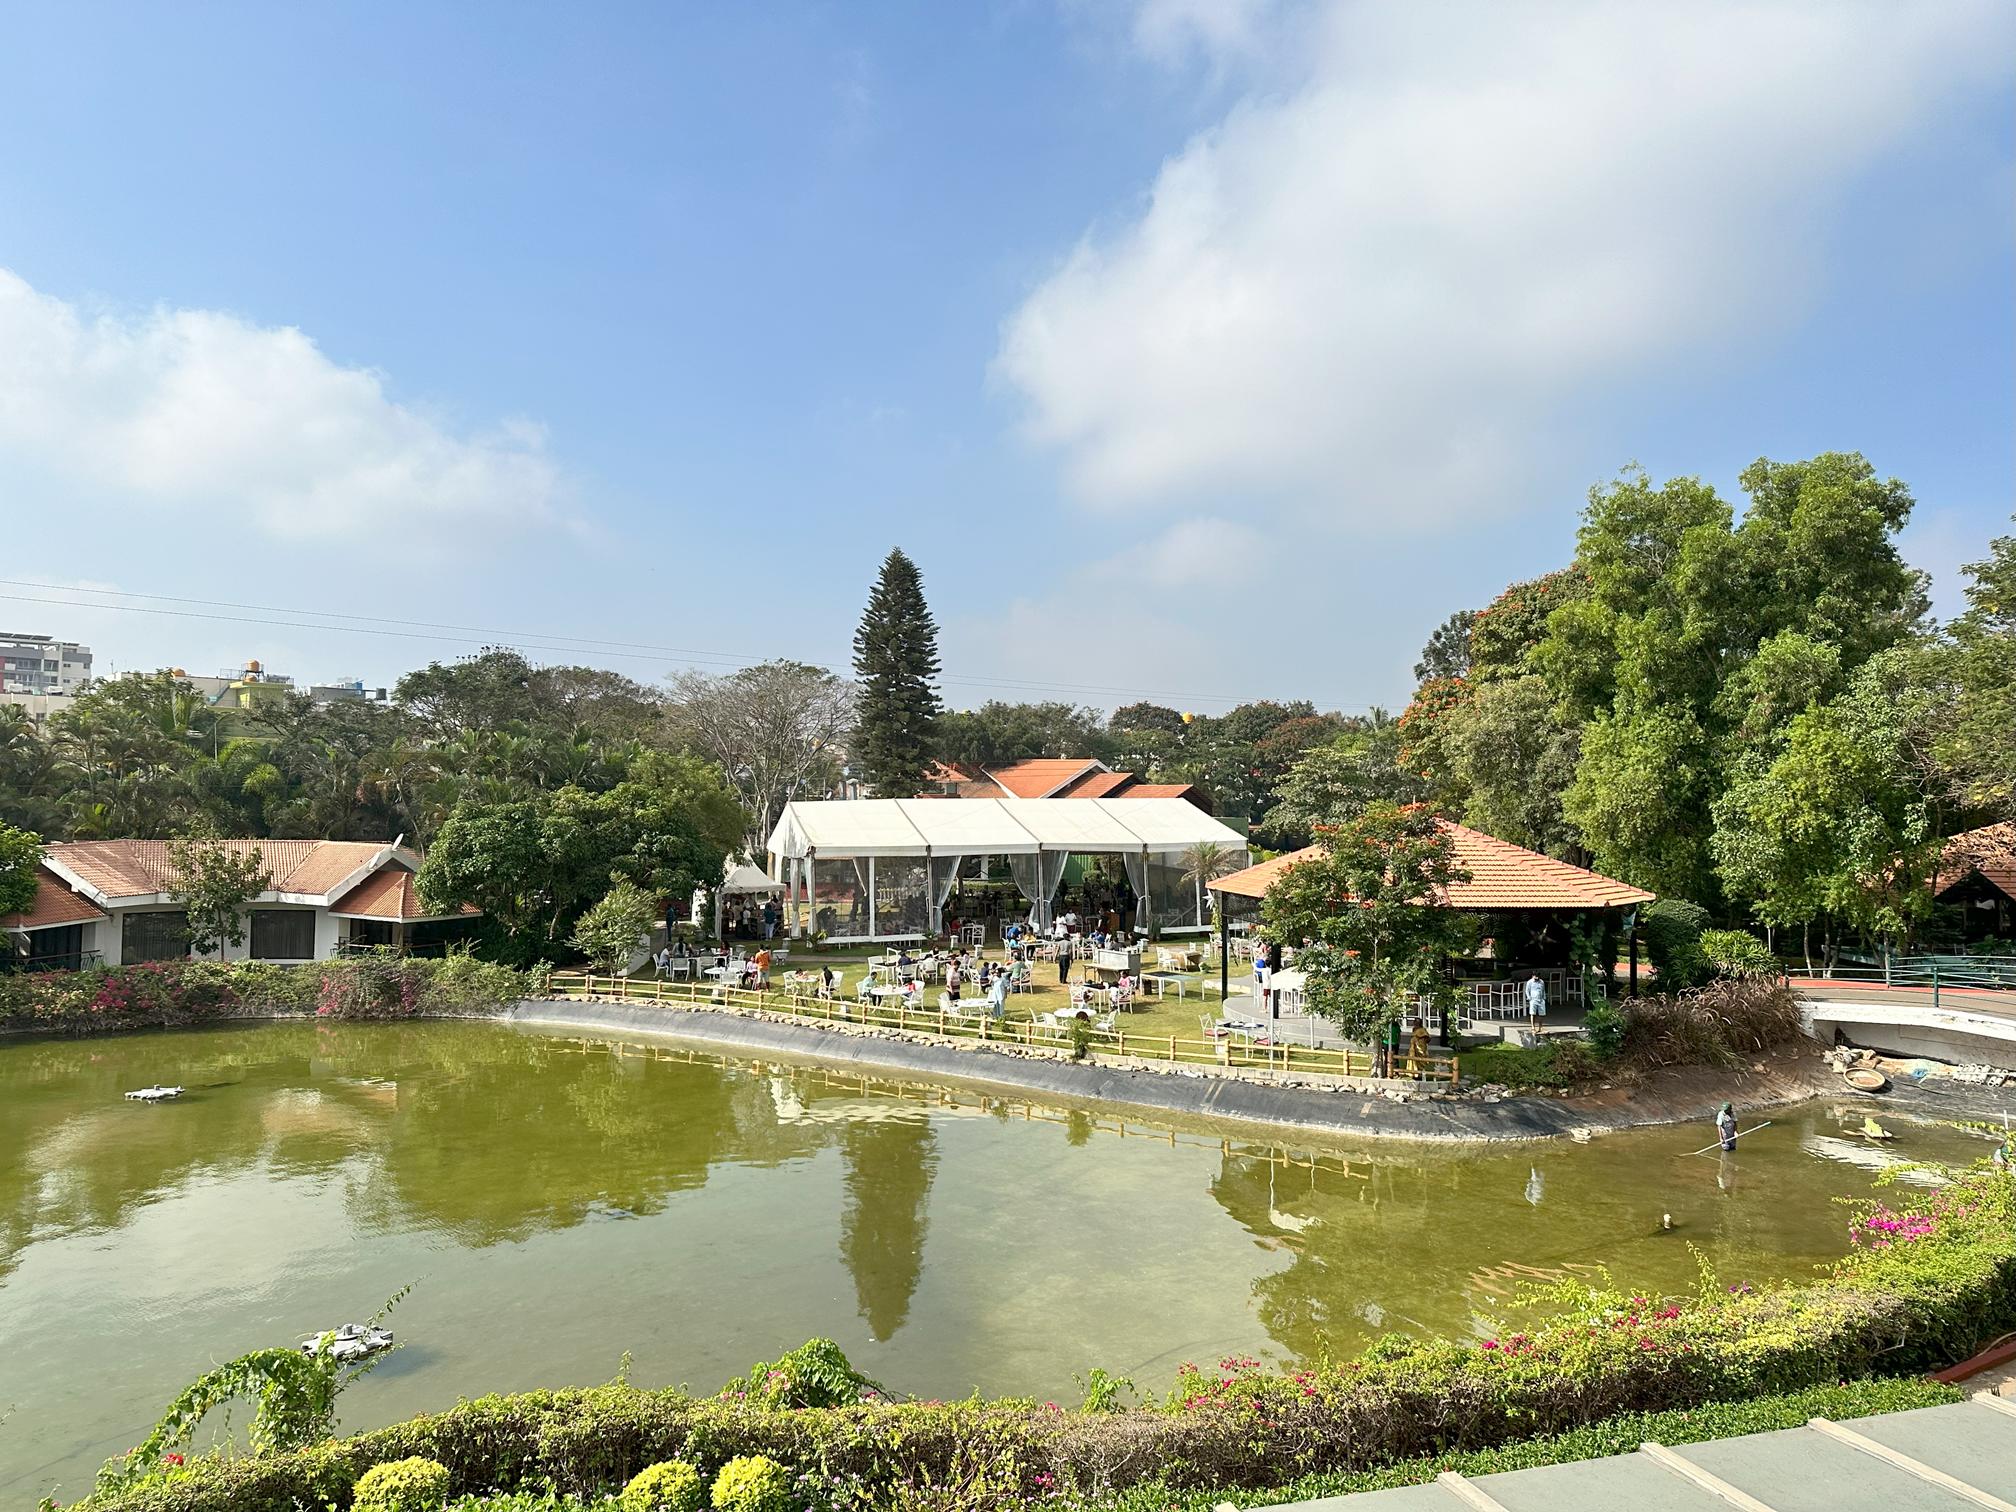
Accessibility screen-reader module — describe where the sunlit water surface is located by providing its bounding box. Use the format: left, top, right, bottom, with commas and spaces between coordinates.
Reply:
0, 1021, 1984, 1499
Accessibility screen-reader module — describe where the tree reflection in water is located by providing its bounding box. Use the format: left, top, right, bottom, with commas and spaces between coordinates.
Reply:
838, 1116, 938, 1341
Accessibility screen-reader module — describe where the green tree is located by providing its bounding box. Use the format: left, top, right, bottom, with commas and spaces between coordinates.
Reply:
1944, 519, 2015, 816
932, 700, 1115, 770
664, 661, 851, 849
1413, 609, 1477, 683
1254, 718, 1422, 850
0, 823, 41, 917
1442, 675, 1581, 856
849, 549, 943, 797
165, 828, 272, 954
1259, 804, 1475, 1044
570, 879, 657, 974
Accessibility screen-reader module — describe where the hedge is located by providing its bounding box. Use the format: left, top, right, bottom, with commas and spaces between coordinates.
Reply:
80, 1168, 2016, 1512
0, 955, 545, 1038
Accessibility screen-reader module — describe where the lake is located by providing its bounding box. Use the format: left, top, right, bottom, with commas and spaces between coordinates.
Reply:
0, 1020, 1980, 1500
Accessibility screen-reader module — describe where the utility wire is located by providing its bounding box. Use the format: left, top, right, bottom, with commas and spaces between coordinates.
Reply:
0, 585, 1382, 710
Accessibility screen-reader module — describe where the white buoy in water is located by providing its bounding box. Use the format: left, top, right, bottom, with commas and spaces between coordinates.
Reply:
124, 1085, 184, 1102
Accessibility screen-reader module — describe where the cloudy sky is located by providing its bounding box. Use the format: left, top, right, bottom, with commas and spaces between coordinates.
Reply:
1, 1, 2009, 711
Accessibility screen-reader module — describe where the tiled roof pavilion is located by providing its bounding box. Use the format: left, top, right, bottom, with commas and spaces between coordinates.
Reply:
1209, 821, 1655, 910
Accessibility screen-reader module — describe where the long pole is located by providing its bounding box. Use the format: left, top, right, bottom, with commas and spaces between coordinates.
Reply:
1688, 1120, 1773, 1157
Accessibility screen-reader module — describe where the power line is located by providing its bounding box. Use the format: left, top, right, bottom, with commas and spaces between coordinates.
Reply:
0, 585, 1385, 710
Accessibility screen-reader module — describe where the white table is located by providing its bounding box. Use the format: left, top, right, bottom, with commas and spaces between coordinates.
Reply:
1141, 972, 1188, 1001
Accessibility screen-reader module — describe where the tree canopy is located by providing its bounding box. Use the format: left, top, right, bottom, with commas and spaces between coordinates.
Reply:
850, 549, 943, 797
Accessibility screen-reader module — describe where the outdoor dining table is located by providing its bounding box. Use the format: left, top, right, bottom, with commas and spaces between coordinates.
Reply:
1140, 971, 1188, 1000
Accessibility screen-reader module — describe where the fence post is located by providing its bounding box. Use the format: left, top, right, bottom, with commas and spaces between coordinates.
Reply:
1931, 959, 1940, 1010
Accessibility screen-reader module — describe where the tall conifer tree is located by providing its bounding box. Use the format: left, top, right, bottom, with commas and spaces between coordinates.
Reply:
850, 549, 942, 796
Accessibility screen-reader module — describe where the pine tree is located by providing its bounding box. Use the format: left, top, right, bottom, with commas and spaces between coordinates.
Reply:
850, 549, 943, 797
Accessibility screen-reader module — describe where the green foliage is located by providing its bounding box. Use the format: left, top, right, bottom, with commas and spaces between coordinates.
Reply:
571, 880, 658, 976
164, 828, 272, 954
0, 955, 534, 1037
354, 1459, 451, 1512
1253, 719, 1421, 850
1078, 1368, 1135, 1413
1639, 899, 1709, 990
850, 548, 943, 798
1412, 609, 1476, 684
734, 1338, 885, 1409
1262, 804, 1476, 1043
621, 1461, 704, 1512
933, 701, 1115, 770
1943, 519, 2015, 817
1699, 929, 1775, 979
708, 1457, 789, 1512
0, 821, 41, 917
1442, 675, 1581, 855
1069, 1378, 1963, 1512
1580, 1000, 1625, 1059
1458, 1040, 1599, 1090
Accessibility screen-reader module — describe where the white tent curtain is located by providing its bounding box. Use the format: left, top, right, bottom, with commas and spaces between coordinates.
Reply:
1009, 851, 1071, 928
1121, 850, 1150, 932
926, 855, 964, 933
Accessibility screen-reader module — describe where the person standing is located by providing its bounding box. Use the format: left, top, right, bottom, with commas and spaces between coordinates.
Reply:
1523, 972, 1547, 1031
753, 945, 772, 989
1057, 934, 1072, 985
1716, 1101, 1738, 1152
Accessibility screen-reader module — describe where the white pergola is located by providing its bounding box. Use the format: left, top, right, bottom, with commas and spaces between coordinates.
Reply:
765, 798, 1248, 943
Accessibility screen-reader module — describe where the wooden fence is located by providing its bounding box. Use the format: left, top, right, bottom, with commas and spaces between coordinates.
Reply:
544, 973, 1458, 1086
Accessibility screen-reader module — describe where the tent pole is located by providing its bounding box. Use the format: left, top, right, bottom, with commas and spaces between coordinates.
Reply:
1219, 900, 1229, 1002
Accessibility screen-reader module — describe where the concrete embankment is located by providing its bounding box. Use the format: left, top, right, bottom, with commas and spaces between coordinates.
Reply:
502, 998, 1836, 1144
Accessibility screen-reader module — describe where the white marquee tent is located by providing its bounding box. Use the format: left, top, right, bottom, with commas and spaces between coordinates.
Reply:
764, 798, 1248, 942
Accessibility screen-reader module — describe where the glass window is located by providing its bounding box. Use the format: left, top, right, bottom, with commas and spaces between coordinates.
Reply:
122, 911, 189, 962
251, 909, 317, 960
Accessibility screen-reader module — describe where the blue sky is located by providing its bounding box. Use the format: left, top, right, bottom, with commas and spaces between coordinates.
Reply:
1, 0, 2009, 713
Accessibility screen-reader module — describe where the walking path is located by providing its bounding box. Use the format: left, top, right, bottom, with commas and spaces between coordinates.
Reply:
1251, 1396, 2016, 1510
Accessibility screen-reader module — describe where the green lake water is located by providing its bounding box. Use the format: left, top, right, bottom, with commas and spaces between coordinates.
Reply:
0, 1021, 1988, 1501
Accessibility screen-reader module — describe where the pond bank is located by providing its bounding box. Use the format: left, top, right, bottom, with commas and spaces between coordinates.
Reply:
502, 997, 1848, 1143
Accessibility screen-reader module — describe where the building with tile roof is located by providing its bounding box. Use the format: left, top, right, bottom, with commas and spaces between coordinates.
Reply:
4, 838, 478, 970
1933, 822, 2016, 941
919, 757, 1207, 810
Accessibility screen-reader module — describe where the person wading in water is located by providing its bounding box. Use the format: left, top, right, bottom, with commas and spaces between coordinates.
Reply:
1716, 1101, 1738, 1152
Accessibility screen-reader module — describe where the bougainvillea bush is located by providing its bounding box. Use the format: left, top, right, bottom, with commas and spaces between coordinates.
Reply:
78, 1168, 2016, 1512
0, 955, 537, 1037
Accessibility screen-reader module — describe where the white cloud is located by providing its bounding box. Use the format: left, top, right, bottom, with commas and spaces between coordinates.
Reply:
0, 269, 566, 539
999, 0, 2012, 525
1130, 0, 1282, 66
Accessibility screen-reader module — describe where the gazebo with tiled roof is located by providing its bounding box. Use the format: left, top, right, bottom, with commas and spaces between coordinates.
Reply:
1206, 820, 1656, 1012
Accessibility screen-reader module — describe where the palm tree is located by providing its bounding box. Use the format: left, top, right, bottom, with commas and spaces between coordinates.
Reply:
1177, 840, 1242, 938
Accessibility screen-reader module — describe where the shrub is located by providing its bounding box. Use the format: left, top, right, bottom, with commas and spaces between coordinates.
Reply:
1621, 980, 1803, 1068
1459, 1042, 1585, 1089
1640, 900, 1710, 990
734, 1338, 884, 1408
354, 1458, 451, 1512
0, 956, 535, 1039
709, 1457, 789, 1512
1700, 929, 1776, 980
1581, 1001, 1625, 1059
621, 1461, 704, 1512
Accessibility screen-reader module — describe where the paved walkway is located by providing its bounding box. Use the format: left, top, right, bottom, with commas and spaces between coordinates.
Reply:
1255, 1396, 2016, 1510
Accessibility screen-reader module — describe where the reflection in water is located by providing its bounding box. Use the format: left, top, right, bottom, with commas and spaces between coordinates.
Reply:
0, 1022, 1993, 1503
839, 1118, 938, 1341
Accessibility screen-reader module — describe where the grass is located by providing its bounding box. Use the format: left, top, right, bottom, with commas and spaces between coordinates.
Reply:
645, 941, 1244, 1048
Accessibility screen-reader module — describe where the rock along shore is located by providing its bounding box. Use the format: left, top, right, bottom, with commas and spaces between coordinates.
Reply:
503, 997, 1849, 1144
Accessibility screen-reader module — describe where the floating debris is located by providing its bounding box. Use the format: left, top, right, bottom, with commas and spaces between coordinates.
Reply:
123, 1085, 184, 1102
299, 1324, 395, 1361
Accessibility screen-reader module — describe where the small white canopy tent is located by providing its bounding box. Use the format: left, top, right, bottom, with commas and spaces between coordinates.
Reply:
713, 860, 785, 939
765, 797, 1247, 943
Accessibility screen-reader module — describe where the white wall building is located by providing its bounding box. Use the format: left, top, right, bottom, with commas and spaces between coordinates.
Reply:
0, 632, 91, 694
2, 839, 479, 969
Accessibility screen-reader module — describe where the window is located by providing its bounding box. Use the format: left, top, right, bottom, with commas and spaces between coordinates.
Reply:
251, 909, 316, 960
122, 911, 189, 962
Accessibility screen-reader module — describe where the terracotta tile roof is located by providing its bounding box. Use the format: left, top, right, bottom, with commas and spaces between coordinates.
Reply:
1935, 823, 2016, 901
330, 867, 480, 922
1060, 770, 1135, 799
46, 839, 389, 901
984, 758, 1107, 799
1208, 822, 1656, 909
1113, 782, 1198, 801
1, 868, 109, 931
